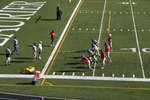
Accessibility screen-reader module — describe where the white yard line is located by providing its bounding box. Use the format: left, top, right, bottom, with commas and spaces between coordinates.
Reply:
0, 74, 34, 78
93, 0, 107, 76
0, 91, 64, 100
98, 0, 107, 45
0, 98, 17, 100
41, 0, 83, 75
0, 74, 150, 83
129, 0, 145, 78
43, 75, 150, 82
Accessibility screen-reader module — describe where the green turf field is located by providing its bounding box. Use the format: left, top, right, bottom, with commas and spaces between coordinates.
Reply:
0, 0, 150, 100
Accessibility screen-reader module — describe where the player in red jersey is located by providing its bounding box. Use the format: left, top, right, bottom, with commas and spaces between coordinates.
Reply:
108, 33, 112, 50
80, 55, 92, 70
49, 30, 56, 46
100, 50, 106, 69
104, 43, 112, 63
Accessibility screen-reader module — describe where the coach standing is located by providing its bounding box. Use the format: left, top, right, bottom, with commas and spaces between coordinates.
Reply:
56, 5, 62, 20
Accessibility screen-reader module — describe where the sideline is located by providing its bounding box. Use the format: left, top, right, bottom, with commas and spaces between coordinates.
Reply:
40, 0, 83, 85
51, 84, 150, 91
0, 91, 74, 100
41, 0, 83, 75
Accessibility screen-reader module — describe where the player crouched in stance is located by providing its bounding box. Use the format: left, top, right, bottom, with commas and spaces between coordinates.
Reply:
80, 55, 93, 70
91, 40, 100, 56
87, 49, 98, 68
37, 41, 43, 60
104, 42, 112, 63
5, 47, 12, 66
32, 43, 38, 61
87, 49, 94, 57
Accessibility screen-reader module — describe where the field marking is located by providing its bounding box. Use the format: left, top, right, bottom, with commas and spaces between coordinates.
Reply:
107, 11, 112, 33
0, 91, 70, 100
0, 74, 34, 78
80, 10, 150, 15
93, 0, 107, 76
72, 27, 149, 32
49, 84, 150, 91
1, 82, 150, 91
1, 74, 150, 86
97, 0, 107, 45
0, 97, 17, 100
71, 30, 107, 34
40, 0, 83, 86
61, 50, 150, 54
41, 0, 83, 85
41, 0, 83, 75
43, 75, 150, 82
129, 0, 145, 78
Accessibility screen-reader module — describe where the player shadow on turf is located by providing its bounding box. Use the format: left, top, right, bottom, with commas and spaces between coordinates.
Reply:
73, 50, 86, 53
65, 62, 82, 65
69, 56, 80, 59
0, 64, 6, 66
11, 57, 34, 63
0, 53, 5, 56
73, 66, 89, 69
28, 44, 50, 47
16, 82, 34, 85
40, 18, 56, 21
11, 60, 33, 63
35, 16, 56, 23
14, 57, 33, 60
57, 70, 84, 72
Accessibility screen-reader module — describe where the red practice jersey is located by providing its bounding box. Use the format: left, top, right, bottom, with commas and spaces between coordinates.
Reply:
105, 44, 111, 52
82, 57, 89, 63
108, 36, 112, 42
101, 51, 106, 59
50, 32, 56, 38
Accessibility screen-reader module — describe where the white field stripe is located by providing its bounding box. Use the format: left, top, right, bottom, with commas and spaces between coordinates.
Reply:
41, 0, 82, 75
0, 74, 150, 82
43, 75, 150, 82
0, 91, 65, 100
129, 0, 145, 78
93, 0, 107, 76
0, 98, 17, 100
0, 74, 34, 78
98, 0, 107, 45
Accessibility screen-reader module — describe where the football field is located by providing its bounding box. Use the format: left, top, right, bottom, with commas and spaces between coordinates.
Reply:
0, 0, 150, 100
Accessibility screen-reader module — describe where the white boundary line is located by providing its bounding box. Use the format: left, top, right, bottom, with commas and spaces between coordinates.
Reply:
43, 75, 150, 82
93, 0, 107, 76
0, 91, 66, 100
0, 97, 16, 100
0, 74, 150, 82
0, 74, 34, 78
129, 0, 145, 78
41, 0, 83, 75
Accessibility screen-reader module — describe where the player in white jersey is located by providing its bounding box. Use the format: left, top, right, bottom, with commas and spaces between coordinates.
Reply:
92, 44, 100, 56
5, 47, 11, 65
13, 37, 19, 55
108, 33, 112, 50
32, 43, 38, 60
37, 41, 43, 60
